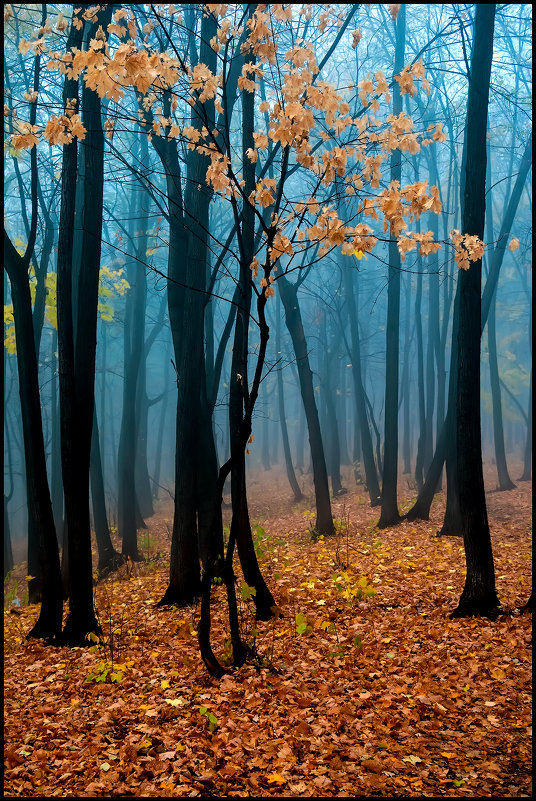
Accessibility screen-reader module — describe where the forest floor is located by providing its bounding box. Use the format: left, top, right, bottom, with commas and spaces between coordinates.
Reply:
4, 463, 532, 797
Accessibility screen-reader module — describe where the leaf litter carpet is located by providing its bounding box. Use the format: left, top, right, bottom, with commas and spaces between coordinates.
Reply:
4, 465, 532, 797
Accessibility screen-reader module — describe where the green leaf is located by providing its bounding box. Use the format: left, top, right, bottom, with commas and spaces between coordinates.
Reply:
240, 582, 257, 601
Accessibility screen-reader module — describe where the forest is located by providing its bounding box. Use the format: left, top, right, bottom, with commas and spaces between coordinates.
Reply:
3, 3, 532, 798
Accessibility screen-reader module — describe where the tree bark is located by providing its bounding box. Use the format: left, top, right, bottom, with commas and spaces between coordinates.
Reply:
4, 236, 63, 639
451, 3, 499, 618
59, 6, 113, 643
378, 3, 405, 529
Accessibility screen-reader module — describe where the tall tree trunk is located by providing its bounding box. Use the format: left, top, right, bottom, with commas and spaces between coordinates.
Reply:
451, 3, 499, 618
59, 6, 113, 643
228, 36, 277, 620
153, 8, 224, 605
3, 6, 62, 638
414, 256, 426, 491
402, 272, 412, 475
407, 135, 531, 521
50, 329, 63, 543
5, 238, 62, 638
379, 3, 405, 529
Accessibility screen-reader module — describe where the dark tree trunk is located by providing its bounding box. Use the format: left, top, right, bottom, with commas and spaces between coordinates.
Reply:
50, 330, 63, 543
5, 237, 63, 640
279, 275, 335, 536
153, 9, 223, 605
406, 134, 531, 521
414, 262, 426, 491
451, 3, 499, 618
4, 5, 62, 635
228, 39, 277, 620
424, 269, 438, 475
378, 3, 405, 529
59, 7, 112, 644
155, 132, 202, 605
402, 272, 411, 475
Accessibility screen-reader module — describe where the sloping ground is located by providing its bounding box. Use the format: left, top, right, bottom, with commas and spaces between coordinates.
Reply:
4, 464, 532, 797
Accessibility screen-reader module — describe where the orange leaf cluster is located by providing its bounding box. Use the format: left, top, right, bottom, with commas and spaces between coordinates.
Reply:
450, 229, 485, 270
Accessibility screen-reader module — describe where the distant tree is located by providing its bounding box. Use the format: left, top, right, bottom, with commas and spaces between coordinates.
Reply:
279, 273, 335, 536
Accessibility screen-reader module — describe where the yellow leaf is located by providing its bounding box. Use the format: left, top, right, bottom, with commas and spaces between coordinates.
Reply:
267, 773, 287, 784
160, 679, 170, 690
